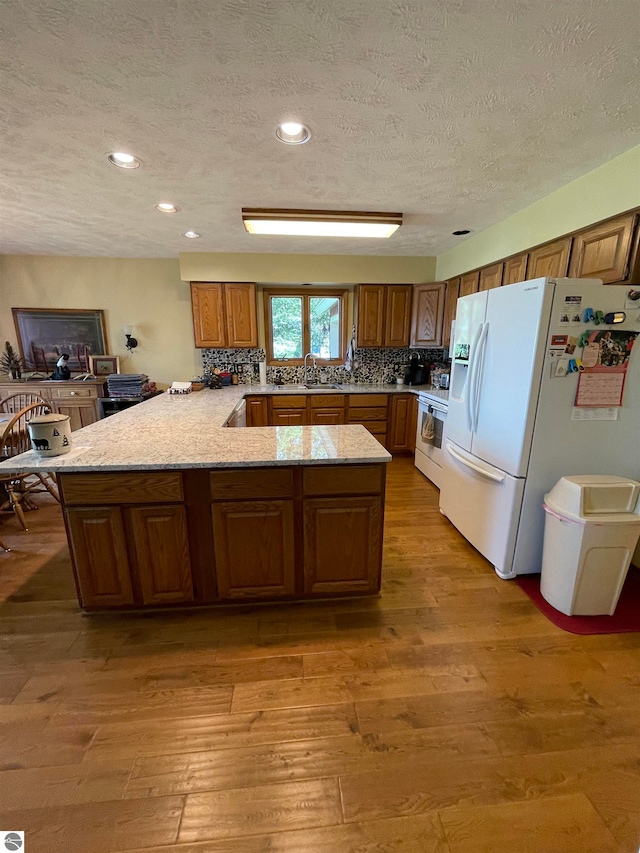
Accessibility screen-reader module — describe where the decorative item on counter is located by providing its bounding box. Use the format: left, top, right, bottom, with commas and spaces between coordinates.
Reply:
168, 381, 192, 394
1, 341, 24, 379
49, 353, 71, 381
273, 371, 284, 386
27, 412, 72, 457
191, 382, 204, 391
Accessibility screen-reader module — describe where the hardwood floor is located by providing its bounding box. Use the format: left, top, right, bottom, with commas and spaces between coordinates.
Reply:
0, 457, 638, 852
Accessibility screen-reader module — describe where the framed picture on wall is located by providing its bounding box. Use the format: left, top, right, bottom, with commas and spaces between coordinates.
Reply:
12, 308, 108, 373
89, 355, 120, 376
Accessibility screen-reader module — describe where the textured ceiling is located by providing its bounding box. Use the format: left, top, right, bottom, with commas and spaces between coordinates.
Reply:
1, 0, 638, 258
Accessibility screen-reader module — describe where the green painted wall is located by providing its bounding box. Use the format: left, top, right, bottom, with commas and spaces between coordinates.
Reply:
436, 144, 640, 281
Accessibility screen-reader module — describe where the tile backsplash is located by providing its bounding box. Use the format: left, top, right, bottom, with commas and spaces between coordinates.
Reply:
199, 347, 448, 385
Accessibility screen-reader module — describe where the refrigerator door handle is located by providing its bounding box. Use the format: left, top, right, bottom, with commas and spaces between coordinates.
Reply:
465, 323, 484, 431
446, 442, 506, 482
472, 323, 489, 432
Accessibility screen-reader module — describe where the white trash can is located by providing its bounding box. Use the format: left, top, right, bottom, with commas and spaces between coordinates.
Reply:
540, 475, 640, 616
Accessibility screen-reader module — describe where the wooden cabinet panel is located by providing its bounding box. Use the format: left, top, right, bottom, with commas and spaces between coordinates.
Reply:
303, 465, 384, 497
0, 380, 104, 430
191, 283, 226, 348
55, 403, 88, 432
245, 396, 268, 427
479, 263, 504, 292
442, 279, 460, 349
271, 410, 306, 426
410, 283, 445, 347
459, 271, 480, 297
309, 394, 344, 408
212, 500, 296, 599
568, 213, 637, 283
127, 505, 193, 605
384, 285, 412, 346
303, 497, 382, 594
356, 285, 385, 347
388, 394, 417, 453
209, 468, 293, 500
348, 395, 388, 407
310, 408, 345, 425
66, 507, 134, 607
527, 238, 572, 280
271, 395, 308, 408
60, 472, 183, 506
347, 407, 388, 422
224, 283, 258, 347
503, 253, 529, 285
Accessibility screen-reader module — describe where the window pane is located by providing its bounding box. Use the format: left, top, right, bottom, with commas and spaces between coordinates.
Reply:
271, 296, 303, 359
310, 296, 341, 359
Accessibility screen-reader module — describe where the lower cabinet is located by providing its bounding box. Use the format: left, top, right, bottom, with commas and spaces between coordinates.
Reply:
271, 409, 306, 425
245, 396, 268, 427
66, 507, 134, 608
212, 499, 296, 599
388, 394, 417, 453
310, 408, 345, 425
303, 496, 383, 594
127, 505, 193, 605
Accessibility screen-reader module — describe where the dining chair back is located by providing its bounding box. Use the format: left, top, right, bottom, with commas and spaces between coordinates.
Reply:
0, 393, 50, 414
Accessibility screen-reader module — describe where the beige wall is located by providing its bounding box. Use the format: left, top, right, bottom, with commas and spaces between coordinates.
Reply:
180, 252, 437, 284
0, 256, 199, 388
436, 144, 640, 280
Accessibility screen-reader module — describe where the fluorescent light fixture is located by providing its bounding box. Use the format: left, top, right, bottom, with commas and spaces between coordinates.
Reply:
242, 208, 402, 238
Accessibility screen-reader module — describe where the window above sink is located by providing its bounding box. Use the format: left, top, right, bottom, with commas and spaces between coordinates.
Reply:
264, 287, 348, 366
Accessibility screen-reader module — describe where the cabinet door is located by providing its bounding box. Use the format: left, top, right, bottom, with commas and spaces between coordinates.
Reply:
356, 285, 385, 347
442, 278, 460, 348
246, 396, 268, 427
225, 283, 258, 347
388, 394, 417, 452
191, 283, 226, 347
310, 408, 345, 425
127, 505, 194, 605
54, 402, 96, 432
479, 262, 504, 292
303, 497, 382, 594
271, 410, 306, 426
66, 507, 134, 607
212, 500, 296, 599
384, 285, 412, 347
568, 213, 637, 284
459, 271, 480, 297
503, 253, 529, 285
527, 238, 572, 279
410, 283, 445, 347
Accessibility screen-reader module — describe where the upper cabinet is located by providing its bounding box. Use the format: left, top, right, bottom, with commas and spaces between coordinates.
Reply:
442, 278, 460, 349
459, 271, 480, 297
191, 282, 258, 348
410, 283, 445, 348
527, 237, 572, 280
568, 213, 638, 284
356, 284, 411, 347
503, 253, 529, 285
479, 262, 504, 292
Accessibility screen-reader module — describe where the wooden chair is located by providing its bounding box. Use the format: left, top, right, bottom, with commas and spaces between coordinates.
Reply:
0, 392, 50, 414
0, 403, 60, 530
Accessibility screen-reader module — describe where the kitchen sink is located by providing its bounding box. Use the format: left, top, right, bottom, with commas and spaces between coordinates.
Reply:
303, 384, 341, 390
271, 384, 342, 390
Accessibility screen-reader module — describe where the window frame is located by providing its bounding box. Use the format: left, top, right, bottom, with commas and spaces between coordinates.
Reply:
263, 287, 348, 366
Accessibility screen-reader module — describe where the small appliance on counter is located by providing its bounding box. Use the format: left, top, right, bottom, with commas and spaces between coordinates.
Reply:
404, 354, 429, 386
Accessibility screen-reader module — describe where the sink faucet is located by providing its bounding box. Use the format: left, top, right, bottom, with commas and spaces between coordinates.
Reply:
303, 352, 316, 386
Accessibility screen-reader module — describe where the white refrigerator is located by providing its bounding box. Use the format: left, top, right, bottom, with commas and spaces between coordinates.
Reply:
440, 277, 640, 579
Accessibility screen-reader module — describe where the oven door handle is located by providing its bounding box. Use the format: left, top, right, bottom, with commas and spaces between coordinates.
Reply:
445, 442, 505, 483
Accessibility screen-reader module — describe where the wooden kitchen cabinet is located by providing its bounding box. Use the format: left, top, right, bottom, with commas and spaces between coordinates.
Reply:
356, 284, 411, 347
410, 282, 445, 347
126, 505, 193, 605
459, 271, 480, 297
191, 282, 258, 348
568, 213, 638, 284
65, 506, 134, 608
303, 496, 382, 594
479, 262, 504, 292
388, 394, 417, 453
310, 408, 345, 425
270, 394, 307, 426
503, 253, 529, 285
527, 238, 572, 280
245, 396, 268, 427
442, 279, 460, 349
212, 499, 296, 599
0, 380, 105, 430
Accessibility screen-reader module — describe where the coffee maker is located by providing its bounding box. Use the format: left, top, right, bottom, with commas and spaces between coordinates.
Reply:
404, 354, 429, 386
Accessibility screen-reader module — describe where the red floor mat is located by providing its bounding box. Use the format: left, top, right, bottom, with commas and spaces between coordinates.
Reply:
516, 566, 640, 635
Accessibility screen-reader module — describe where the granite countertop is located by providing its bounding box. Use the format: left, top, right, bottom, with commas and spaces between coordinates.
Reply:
1, 386, 398, 473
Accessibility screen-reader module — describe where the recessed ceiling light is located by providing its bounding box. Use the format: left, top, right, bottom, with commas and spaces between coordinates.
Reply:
182, 230, 201, 239
155, 203, 180, 213
242, 208, 402, 238
452, 229, 472, 236
107, 151, 140, 169
276, 121, 311, 145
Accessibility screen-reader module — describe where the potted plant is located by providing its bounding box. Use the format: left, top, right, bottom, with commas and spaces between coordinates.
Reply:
1, 341, 24, 380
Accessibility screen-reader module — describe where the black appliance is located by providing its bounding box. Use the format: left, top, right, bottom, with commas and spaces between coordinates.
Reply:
404, 354, 429, 386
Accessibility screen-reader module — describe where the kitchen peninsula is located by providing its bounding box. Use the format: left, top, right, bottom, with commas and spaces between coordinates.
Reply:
2, 388, 391, 611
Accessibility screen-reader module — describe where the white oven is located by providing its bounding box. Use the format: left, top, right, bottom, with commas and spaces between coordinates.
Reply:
415, 393, 448, 489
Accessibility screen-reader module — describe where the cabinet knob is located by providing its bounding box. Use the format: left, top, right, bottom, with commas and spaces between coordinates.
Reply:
70, 391, 77, 396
